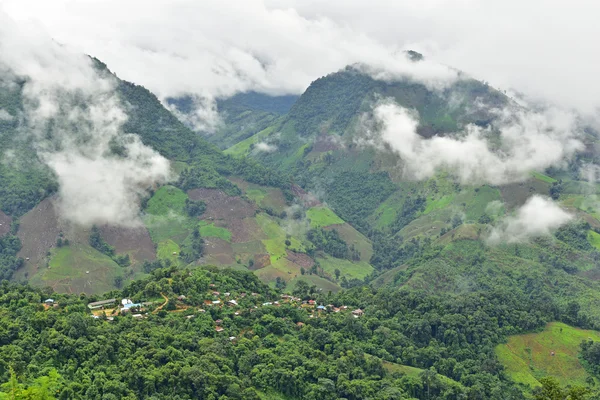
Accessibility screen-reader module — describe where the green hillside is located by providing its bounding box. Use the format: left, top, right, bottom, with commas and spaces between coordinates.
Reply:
496, 322, 600, 387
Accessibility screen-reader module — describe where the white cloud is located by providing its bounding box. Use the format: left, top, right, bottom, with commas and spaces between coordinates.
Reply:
362, 101, 583, 185
0, 9, 171, 226
487, 196, 572, 244
2, 0, 600, 118
254, 142, 278, 153
0, 109, 13, 120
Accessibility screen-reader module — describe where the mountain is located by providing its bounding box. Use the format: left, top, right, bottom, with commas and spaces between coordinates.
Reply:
0, 59, 365, 296
167, 91, 299, 150
218, 57, 600, 324
4, 50, 600, 397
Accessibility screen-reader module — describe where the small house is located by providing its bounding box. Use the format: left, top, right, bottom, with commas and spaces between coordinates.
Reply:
44, 298, 54, 305
240, 293, 247, 298
308, 300, 316, 305
317, 305, 326, 311
228, 299, 238, 306
234, 312, 240, 316
212, 300, 220, 305
209, 283, 216, 288
132, 314, 143, 319
215, 319, 223, 325
296, 322, 305, 328
121, 298, 132, 306
262, 302, 272, 306
212, 291, 220, 296
186, 315, 194, 319
229, 336, 236, 341
177, 295, 187, 301
215, 326, 224, 332
87, 298, 116, 310
352, 309, 364, 317
224, 292, 230, 297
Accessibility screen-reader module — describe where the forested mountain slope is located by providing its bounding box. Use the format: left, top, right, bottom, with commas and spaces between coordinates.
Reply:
1, 266, 597, 399
0, 58, 372, 296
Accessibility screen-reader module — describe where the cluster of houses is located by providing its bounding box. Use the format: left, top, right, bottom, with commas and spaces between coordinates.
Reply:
80, 283, 364, 329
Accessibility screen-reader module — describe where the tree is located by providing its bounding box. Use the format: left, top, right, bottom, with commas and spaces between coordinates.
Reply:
334, 268, 341, 280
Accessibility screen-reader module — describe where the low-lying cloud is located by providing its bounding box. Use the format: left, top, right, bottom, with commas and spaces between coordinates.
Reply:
0, 11, 171, 226
362, 101, 583, 185
254, 142, 278, 153
487, 196, 572, 244
0, 109, 13, 120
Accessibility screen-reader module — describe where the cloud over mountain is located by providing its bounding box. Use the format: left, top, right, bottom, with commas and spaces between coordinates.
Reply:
0, 10, 171, 226
361, 101, 583, 185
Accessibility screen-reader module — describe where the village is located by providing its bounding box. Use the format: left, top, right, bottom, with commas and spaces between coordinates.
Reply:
43, 284, 365, 335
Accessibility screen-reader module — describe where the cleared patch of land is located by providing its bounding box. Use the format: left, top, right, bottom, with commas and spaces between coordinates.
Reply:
306, 206, 344, 228
17, 197, 62, 271
0, 210, 11, 236
29, 243, 122, 295
199, 220, 232, 242
495, 322, 600, 387
100, 225, 156, 266
317, 255, 373, 280
324, 223, 373, 262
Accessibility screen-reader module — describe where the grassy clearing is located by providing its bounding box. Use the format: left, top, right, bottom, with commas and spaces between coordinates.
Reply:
423, 194, 455, 215
495, 322, 600, 387
287, 275, 341, 294
224, 125, 276, 157
199, 221, 232, 242
464, 186, 502, 221
328, 223, 373, 262
157, 240, 180, 263
145, 185, 187, 216
144, 214, 191, 244
256, 213, 304, 263
381, 360, 464, 388
31, 243, 122, 294
317, 255, 373, 280
588, 230, 600, 250
532, 171, 558, 184
306, 207, 344, 228
246, 188, 267, 204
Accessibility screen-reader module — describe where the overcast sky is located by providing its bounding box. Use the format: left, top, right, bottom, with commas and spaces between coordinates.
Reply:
2, 0, 598, 116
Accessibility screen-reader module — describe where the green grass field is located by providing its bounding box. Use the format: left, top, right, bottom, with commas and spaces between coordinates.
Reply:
287, 274, 341, 294
380, 360, 463, 388
145, 185, 187, 215
157, 239, 180, 264
306, 207, 344, 228
224, 125, 276, 157
588, 230, 600, 250
495, 322, 600, 387
532, 171, 558, 184
317, 255, 374, 280
199, 221, 232, 242
30, 243, 122, 294
144, 213, 191, 244
423, 194, 455, 215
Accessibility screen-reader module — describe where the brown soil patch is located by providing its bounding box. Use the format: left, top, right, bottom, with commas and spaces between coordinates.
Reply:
580, 268, 600, 281
188, 188, 256, 221
291, 185, 321, 207
499, 179, 550, 210
229, 217, 266, 243
312, 134, 342, 153
202, 237, 235, 265
0, 211, 11, 236
100, 225, 156, 265
17, 198, 62, 269
251, 253, 271, 270
286, 250, 314, 268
